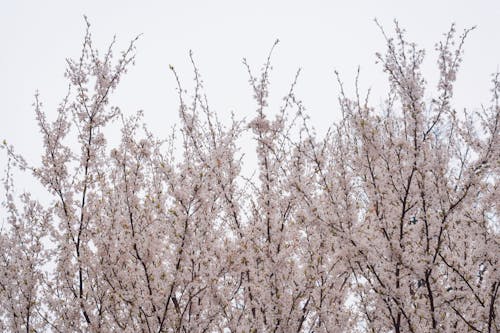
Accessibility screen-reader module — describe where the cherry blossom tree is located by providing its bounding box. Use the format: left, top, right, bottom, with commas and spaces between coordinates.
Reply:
335, 22, 499, 332
1, 19, 498, 332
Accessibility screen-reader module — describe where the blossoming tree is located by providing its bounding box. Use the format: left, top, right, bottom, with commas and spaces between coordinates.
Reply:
1, 19, 498, 332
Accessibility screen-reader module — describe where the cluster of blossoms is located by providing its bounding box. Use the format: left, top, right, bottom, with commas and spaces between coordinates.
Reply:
1, 20, 498, 332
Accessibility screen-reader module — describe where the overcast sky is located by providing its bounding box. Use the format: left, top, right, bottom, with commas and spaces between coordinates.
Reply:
1, 1, 500, 192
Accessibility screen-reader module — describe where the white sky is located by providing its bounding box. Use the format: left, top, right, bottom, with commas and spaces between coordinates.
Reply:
1, 1, 500, 192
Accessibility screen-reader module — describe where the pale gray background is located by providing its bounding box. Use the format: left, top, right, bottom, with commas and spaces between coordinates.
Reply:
1, 0, 499, 196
